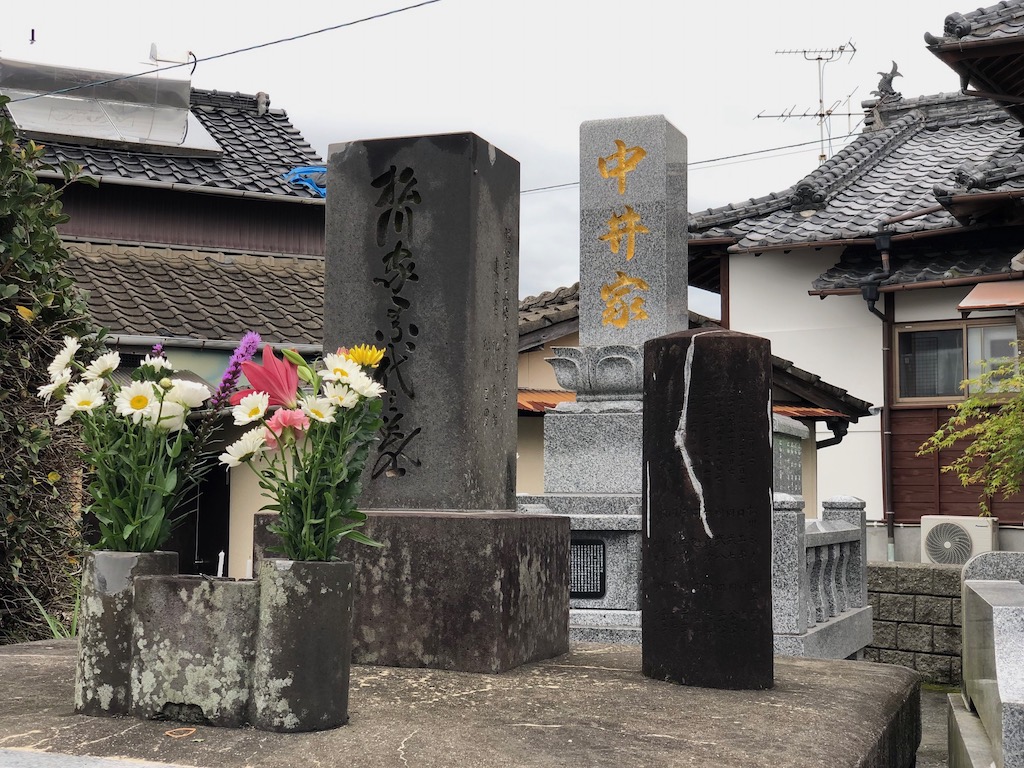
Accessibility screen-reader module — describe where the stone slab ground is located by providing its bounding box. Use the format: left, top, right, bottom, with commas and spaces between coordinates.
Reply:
0, 640, 920, 767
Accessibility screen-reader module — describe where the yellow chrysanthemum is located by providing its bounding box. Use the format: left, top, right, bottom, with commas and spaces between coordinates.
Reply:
346, 344, 384, 368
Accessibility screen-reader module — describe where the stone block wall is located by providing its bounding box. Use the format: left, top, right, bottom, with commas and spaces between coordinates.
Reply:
865, 561, 962, 685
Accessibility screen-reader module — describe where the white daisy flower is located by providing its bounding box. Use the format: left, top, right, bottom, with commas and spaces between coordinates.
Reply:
64, 380, 105, 413
141, 354, 173, 373
145, 400, 187, 433
219, 427, 266, 468
54, 401, 76, 426
38, 368, 72, 402
232, 391, 269, 425
321, 352, 359, 383
347, 369, 386, 399
301, 396, 337, 424
323, 382, 360, 410
167, 379, 211, 409
82, 351, 121, 382
47, 336, 81, 380
115, 381, 158, 423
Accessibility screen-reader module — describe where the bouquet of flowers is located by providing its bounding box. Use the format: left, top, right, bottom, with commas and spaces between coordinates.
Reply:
37, 333, 260, 552
220, 343, 386, 560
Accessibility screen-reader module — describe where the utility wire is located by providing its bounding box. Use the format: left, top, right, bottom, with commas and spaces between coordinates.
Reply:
521, 130, 862, 195
9, 0, 442, 103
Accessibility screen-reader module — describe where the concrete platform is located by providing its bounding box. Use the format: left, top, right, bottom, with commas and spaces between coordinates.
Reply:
0, 639, 920, 767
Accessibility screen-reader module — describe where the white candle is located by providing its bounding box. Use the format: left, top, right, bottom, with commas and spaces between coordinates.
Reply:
245, 558, 253, 580
216, 551, 225, 578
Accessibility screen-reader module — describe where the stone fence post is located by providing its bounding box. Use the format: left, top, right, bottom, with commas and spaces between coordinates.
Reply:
822, 495, 867, 609
772, 492, 808, 636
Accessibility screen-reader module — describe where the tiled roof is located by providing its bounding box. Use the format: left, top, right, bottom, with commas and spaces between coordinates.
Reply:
67, 243, 324, 345
19, 89, 324, 201
811, 239, 1024, 292
925, 2, 1024, 124
932, 1, 1024, 45
689, 93, 1022, 250
519, 283, 580, 336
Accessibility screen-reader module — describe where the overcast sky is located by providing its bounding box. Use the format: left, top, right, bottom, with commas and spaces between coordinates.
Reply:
2, 1, 966, 309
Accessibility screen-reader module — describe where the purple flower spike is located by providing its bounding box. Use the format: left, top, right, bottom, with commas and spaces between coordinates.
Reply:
150, 342, 165, 358
209, 331, 262, 411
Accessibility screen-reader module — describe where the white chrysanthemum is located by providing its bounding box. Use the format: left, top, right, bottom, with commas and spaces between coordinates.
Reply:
323, 382, 360, 410
141, 354, 173, 373
302, 396, 337, 424
321, 352, 359, 383
82, 351, 120, 382
219, 427, 266, 468
115, 381, 158, 423
347, 369, 385, 399
232, 391, 269, 426
47, 336, 81, 380
167, 379, 211, 409
38, 368, 72, 402
145, 400, 187, 433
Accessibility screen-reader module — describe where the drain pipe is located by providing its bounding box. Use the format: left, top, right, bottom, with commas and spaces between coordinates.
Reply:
859, 228, 897, 561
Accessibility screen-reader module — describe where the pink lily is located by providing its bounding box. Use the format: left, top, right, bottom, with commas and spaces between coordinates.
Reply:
229, 344, 299, 408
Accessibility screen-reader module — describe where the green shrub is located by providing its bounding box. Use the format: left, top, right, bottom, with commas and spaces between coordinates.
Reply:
0, 95, 97, 642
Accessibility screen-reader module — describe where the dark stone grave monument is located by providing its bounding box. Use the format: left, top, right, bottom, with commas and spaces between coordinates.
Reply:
642, 328, 774, 690
314, 132, 568, 673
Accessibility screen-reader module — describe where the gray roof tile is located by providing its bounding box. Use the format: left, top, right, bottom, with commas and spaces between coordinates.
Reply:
690, 92, 1023, 250
16, 88, 324, 200
812, 236, 1024, 291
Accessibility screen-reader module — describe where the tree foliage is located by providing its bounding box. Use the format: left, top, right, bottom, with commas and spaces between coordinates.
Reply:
918, 355, 1024, 516
0, 95, 97, 642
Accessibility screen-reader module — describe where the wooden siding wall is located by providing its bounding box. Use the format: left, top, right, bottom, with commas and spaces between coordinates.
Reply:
891, 408, 1024, 523
58, 185, 325, 257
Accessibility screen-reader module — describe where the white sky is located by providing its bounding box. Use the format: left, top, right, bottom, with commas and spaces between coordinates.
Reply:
1, 1, 965, 309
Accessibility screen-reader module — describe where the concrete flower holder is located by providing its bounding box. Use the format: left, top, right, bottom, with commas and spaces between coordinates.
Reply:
75, 550, 178, 716
75, 552, 355, 732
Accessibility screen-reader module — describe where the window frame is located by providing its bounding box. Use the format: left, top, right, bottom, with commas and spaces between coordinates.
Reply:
893, 317, 1019, 406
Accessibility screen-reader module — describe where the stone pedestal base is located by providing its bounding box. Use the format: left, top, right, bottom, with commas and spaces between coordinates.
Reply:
255, 511, 569, 673
570, 609, 641, 643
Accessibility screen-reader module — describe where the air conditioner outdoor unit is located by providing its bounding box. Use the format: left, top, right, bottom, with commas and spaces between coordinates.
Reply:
920, 515, 998, 565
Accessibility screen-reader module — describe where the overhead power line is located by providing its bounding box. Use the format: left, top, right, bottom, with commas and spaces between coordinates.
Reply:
8, 0, 443, 103
520, 130, 863, 195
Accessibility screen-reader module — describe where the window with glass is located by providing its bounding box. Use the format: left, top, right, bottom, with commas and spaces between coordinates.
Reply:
897, 320, 1018, 402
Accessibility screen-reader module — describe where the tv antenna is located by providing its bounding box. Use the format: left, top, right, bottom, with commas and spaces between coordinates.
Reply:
757, 41, 858, 164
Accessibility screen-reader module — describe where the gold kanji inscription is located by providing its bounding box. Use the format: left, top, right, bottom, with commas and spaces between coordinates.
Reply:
599, 205, 649, 261
601, 271, 650, 329
598, 139, 646, 195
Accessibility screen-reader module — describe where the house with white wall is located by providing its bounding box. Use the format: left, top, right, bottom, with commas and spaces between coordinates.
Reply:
688, 1, 1024, 560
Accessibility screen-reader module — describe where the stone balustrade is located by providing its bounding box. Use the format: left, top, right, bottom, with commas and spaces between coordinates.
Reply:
772, 494, 873, 659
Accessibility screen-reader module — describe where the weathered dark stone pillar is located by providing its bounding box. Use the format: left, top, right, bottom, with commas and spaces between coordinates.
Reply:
642, 329, 773, 690
325, 132, 518, 511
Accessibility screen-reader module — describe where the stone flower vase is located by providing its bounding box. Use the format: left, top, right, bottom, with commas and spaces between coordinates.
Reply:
252, 559, 355, 732
130, 575, 260, 727
75, 550, 178, 716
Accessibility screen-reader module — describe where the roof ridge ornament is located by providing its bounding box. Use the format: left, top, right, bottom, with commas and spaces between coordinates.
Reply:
944, 12, 973, 39
790, 179, 827, 212
870, 61, 902, 101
